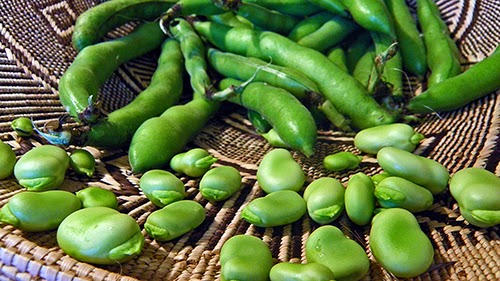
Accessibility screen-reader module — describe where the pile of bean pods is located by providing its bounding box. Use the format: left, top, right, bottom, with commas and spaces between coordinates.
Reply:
1, 0, 500, 280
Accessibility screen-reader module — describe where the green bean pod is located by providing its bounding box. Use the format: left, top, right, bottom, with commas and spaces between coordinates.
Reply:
345, 172, 376, 226
352, 45, 376, 88
69, 148, 96, 177
370, 31, 403, 98
170, 148, 218, 177
220, 78, 317, 157
261, 128, 291, 149
384, 0, 428, 79
139, 170, 186, 207
306, 225, 370, 281
407, 45, 500, 114
326, 45, 349, 72
375, 176, 434, 213
244, 0, 323, 17
57, 207, 144, 265
256, 148, 306, 193
0, 140, 16, 180
340, 0, 395, 36
14, 145, 70, 191
144, 200, 206, 241
76, 187, 118, 209
207, 48, 319, 100
0, 190, 81, 232
323, 151, 362, 172
269, 262, 335, 281
288, 11, 334, 41
303, 177, 345, 224
377, 146, 449, 195
208, 12, 255, 29
307, 0, 348, 16
344, 30, 373, 73
72, 0, 177, 52
241, 190, 306, 227
219, 234, 274, 281
296, 15, 359, 53
416, 0, 461, 87
10, 117, 33, 137
354, 123, 425, 154
369, 208, 434, 278
83, 38, 184, 148
194, 21, 397, 129
231, 2, 300, 35
449, 167, 500, 228
247, 109, 272, 134
159, 0, 238, 28
199, 165, 242, 202
59, 22, 167, 124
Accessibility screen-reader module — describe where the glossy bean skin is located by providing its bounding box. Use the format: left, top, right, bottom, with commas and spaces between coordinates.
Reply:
76, 187, 118, 209
208, 12, 255, 29
303, 177, 345, 224
370, 31, 403, 98
144, 200, 206, 241
344, 30, 373, 73
306, 225, 370, 281
159, 0, 238, 28
307, 0, 348, 16
247, 109, 272, 134
170, 148, 217, 177
232, 2, 300, 35
449, 167, 500, 228
244, 0, 323, 17
14, 145, 70, 191
354, 123, 425, 154
288, 11, 334, 41
0, 140, 16, 180
199, 165, 242, 202
345, 172, 376, 226
384, 0, 428, 79
326, 45, 349, 72
377, 146, 449, 195
340, 0, 395, 37
256, 148, 306, 193
72, 0, 176, 52
221, 78, 317, 157
83, 38, 184, 148
416, 0, 462, 88
57, 207, 144, 265
269, 262, 335, 281
59, 22, 167, 124
407, 45, 500, 114
193, 20, 398, 130
323, 151, 362, 172
352, 45, 376, 88
369, 208, 434, 278
375, 176, 434, 213
0, 190, 81, 232
241, 190, 306, 227
69, 149, 96, 177
219, 234, 274, 281
10, 117, 33, 137
139, 170, 186, 207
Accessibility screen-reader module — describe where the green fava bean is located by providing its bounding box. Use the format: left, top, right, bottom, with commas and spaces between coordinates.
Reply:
345, 172, 376, 226
139, 169, 185, 207
241, 190, 306, 227
14, 145, 69, 191
199, 165, 242, 202
57, 207, 144, 265
257, 148, 305, 193
69, 148, 96, 177
306, 225, 370, 281
369, 208, 434, 278
449, 167, 500, 228
375, 176, 434, 213
169, 148, 218, 177
377, 147, 449, 195
220, 234, 273, 281
269, 262, 335, 281
371, 171, 390, 186
323, 151, 362, 172
144, 200, 205, 241
303, 177, 345, 224
11, 117, 33, 137
0, 190, 81, 232
76, 187, 118, 209
0, 140, 16, 180
354, 123, 425, 154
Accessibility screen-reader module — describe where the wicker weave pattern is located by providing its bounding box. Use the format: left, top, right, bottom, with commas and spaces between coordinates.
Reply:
1, 0, 499, 280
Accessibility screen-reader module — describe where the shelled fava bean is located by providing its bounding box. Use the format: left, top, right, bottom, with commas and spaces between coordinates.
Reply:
0, 140, 16, 180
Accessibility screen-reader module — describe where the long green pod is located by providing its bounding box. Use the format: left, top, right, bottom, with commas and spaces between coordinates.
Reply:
370, 31, 403, 98
194, 21, 397, 129
407, 45, 500, 114
159, 0, 239, 28
307, 0, 348, 16
72, 0, 177, 52
83, 38, 184, 148
231, 2, 300, 35
326, 45, 349, 72
288, 11, 335, 41
340, 0, 395, 37
416, 0, 461, 87
244, 0, 323, 17
208, 12, 255, 29
220, 78, 317, 157
352, 45, 376, 88
384, 0, 427, 79
207, 48, 319, 100
59, 22, 167, 124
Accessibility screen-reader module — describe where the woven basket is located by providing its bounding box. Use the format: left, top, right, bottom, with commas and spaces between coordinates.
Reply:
1, 0, 499, 280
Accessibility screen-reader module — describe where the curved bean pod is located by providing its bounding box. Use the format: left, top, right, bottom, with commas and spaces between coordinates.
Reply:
231, 2, 300, 35
288, 11, 334, 41
244, 0, 323, 17
340, 0, 395, 37
307, 0, 348, 16
0, 140, 16, 180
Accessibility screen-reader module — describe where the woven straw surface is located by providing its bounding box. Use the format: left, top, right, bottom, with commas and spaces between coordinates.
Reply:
1, 0, 499, 280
